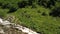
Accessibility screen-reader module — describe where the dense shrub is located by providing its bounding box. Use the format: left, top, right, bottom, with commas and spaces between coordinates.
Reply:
37, 0, 56, 8
25, 15, 30, 18
37, 10, 41, 13
1, 3, 14, 9
18, 1, 27, 8
27, 0, 33, 6
42, 12, 47, 16
49, 7, 60, 17
46, 0, 56, 8
1, 4, 10, 9
17, 0, 34, 8
0, 2, 2, 6
0, 11, 6, 18
8, 7, 17, 13
50, 0, 55, 6
38, 0, 49, 8
31, 4, 36, 8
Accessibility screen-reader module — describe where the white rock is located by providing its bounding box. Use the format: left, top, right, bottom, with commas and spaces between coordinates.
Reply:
0, 29, 5, 34
0, 18, 39, 34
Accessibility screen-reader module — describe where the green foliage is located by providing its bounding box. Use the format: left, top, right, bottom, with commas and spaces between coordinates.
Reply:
0, 0, 60, 34
0, 9, 8, 18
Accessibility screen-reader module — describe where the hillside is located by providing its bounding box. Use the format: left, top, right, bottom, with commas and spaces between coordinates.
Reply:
0, 18, 38, 34
0, 0, 60, 34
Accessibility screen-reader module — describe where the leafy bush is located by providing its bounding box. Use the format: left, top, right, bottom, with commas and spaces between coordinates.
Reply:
1, 4, 9, 9
17, 0, 33, 8
0, 11, 6, 18
27, 0, 33, 6
42, 12, 47, 16
31, 4, 36, 8
37, 0, 56, 8
0, 2, 3, 6
49, 7, 60, 17
7, 7, 17, 13
18, 1, 28, 8
0, 0, 60, 34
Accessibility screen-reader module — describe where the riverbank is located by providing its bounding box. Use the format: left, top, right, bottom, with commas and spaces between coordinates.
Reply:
0, 18, 39, 34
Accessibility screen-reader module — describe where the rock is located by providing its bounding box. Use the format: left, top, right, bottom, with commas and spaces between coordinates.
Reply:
0, 18, 39, 34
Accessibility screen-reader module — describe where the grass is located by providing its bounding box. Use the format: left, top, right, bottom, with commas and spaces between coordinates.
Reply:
0, 0, 60, 34
6, 7, 60, 34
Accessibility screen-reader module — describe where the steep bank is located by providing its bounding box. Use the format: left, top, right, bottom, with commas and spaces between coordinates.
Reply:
0, 18, 39, 34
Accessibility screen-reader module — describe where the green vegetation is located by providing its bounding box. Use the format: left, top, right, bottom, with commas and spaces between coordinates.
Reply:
0, 0, 60, 34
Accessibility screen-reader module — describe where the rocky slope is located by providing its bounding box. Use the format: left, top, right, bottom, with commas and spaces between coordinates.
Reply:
0, 18, 39, 34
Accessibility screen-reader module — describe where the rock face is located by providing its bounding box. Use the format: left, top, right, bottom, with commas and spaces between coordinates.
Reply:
0, 18, 39, 34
